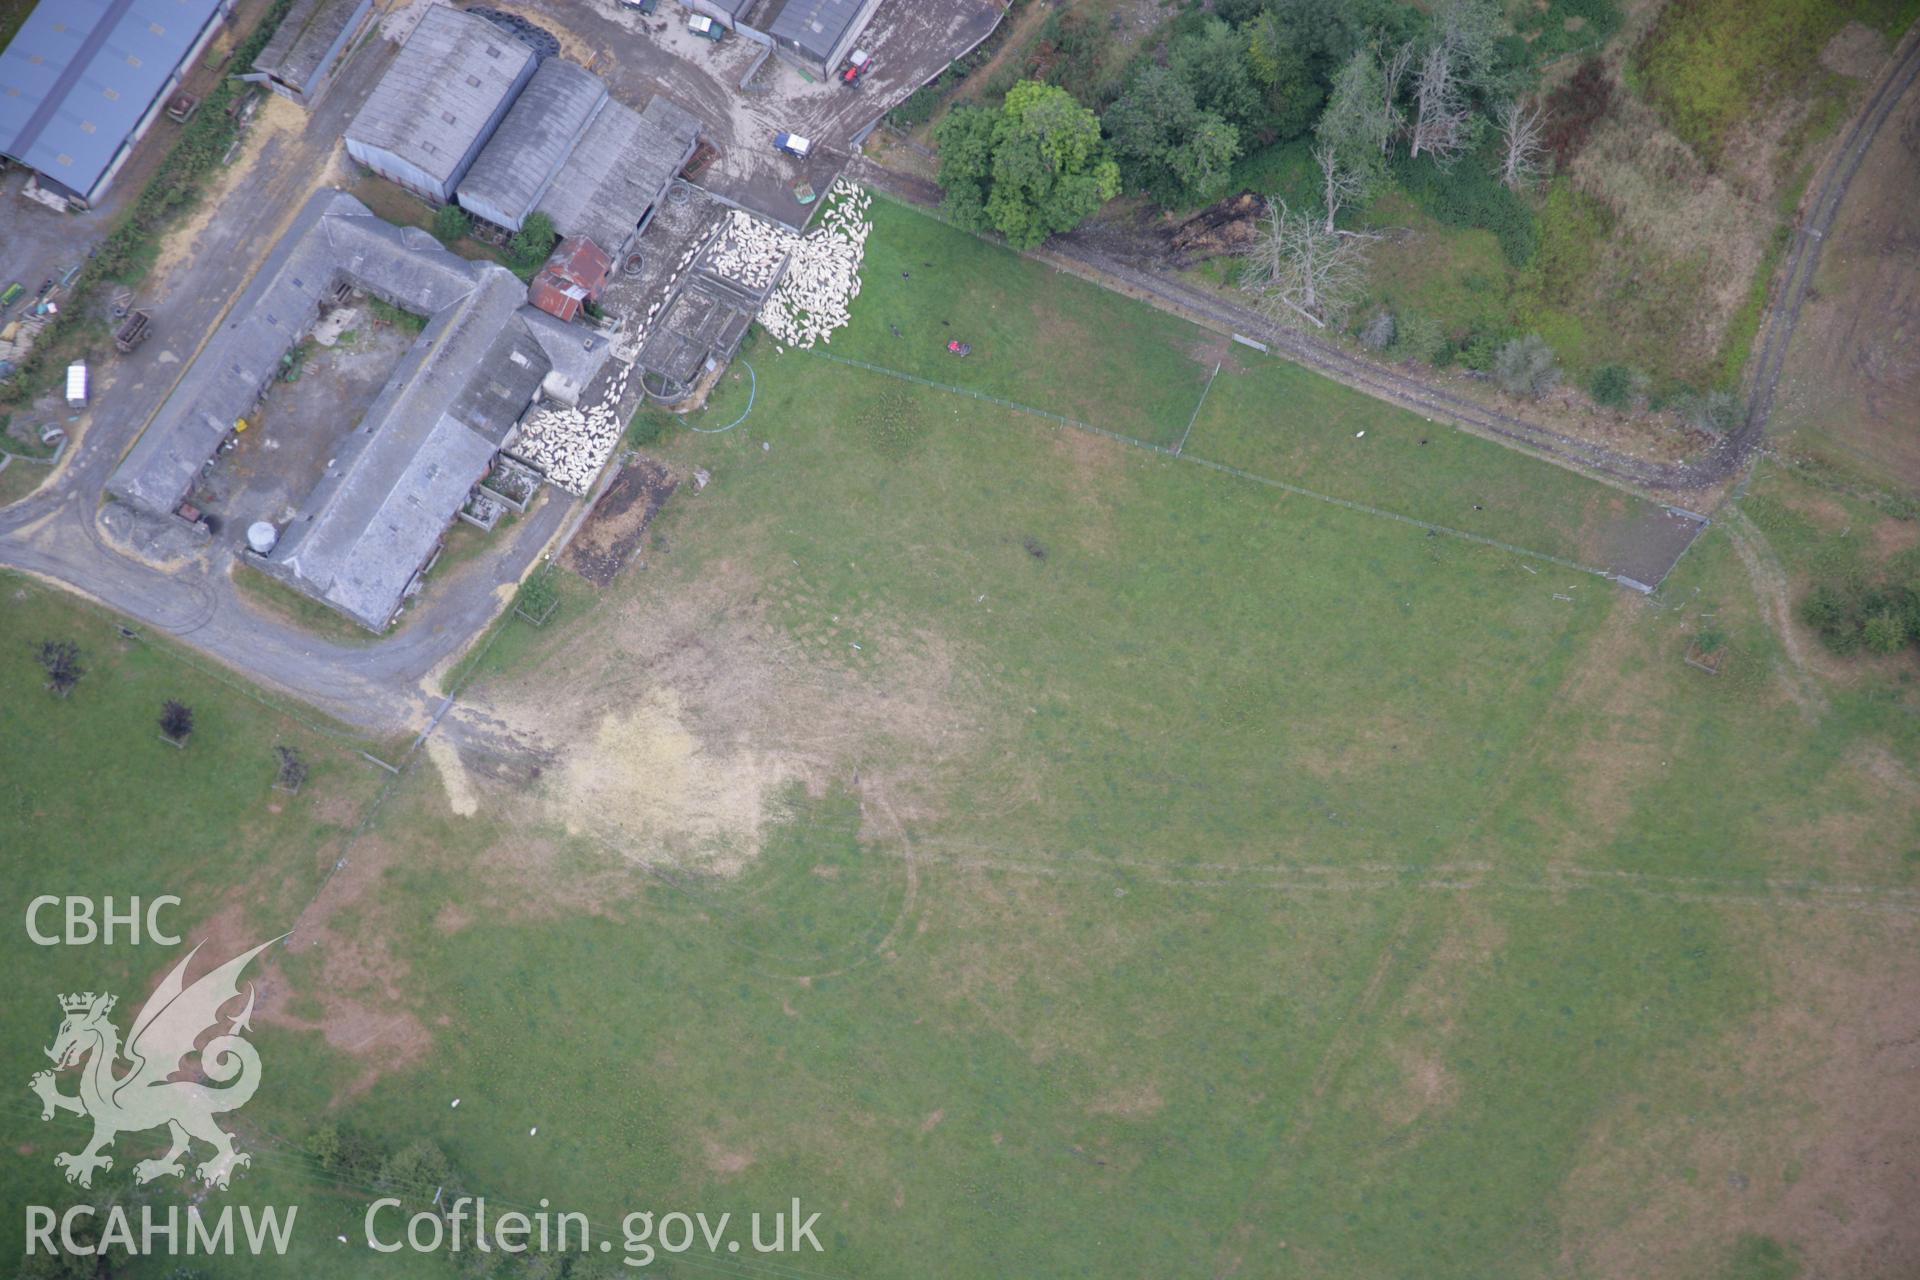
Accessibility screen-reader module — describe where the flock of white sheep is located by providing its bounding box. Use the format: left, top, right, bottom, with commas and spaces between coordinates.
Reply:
757, 180, 872, 350
505, 182, 872, 494
509, 358, 633, 495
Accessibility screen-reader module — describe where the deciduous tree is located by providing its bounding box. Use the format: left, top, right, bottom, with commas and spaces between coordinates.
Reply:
36, 640, 82, 697
933, 81, 1120, 250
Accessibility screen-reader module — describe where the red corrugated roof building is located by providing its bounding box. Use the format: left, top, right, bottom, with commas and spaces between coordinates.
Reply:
528, 235, 614, 323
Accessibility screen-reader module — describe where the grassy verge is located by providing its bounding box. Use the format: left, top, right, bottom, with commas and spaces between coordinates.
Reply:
0, 457, 48, 506
228, 559, 378, 645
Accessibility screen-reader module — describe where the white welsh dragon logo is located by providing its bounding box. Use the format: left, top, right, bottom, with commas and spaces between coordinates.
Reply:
29, 937, 281, 1190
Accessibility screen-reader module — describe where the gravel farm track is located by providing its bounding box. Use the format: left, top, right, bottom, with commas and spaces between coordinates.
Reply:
859, 15, 1920, 496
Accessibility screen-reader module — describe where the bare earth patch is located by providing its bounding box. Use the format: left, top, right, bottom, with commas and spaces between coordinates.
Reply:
452, 558, 986, 875
258, 835, 433, 1094
1820, 21, 1889, 80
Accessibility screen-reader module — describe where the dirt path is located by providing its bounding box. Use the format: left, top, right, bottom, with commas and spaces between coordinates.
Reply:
1721, 506, 1831, 718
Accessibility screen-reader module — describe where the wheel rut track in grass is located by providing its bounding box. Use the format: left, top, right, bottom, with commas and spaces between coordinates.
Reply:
852, 28, 1920, 493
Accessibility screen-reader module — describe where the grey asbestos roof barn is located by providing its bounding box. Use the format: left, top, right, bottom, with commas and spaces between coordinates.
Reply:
535, 95, 701, 255
456, 56, 607, 231
108, 189, 611, 632
247, 0, 373, 107
0, 0, 231, 203
343, 3, 536, 202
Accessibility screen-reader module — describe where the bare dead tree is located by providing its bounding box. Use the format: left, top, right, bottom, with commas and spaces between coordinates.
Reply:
1410, 42, 1470, 164
1494, 99, 1547, 190
1313, 143, 1369, 234
1240, 200, 1373, 331
1380, 41, 1416, 155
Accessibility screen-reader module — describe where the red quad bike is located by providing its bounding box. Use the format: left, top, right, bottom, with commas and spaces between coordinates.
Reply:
947, 340, 971, 357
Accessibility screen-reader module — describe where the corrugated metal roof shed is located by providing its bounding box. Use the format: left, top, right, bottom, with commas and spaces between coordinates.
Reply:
251, 0, 369, 99
534, 95, 699, 255
763, 0, 868, 63
0, 0, 230, 201
456, 56, 606, 231
528, 235, 612, 322
343, 3, 535, 201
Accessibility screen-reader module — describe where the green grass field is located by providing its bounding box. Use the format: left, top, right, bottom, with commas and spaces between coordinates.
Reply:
3, 199, 1917, 1278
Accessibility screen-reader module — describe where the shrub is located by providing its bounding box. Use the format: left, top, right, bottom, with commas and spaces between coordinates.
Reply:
1387, 311, 1445, 365
1677, 389, 1740, 436
1799, 584, 1845, 632
431, 204, 471, 244
1694, 624, 1727, 654
1393, 148, 1539, 267
506, 212, 557, 276
1358, 309, 1396, 351
1864, 609, 1908, 655
1494, 334, 1561, 399
1590, 364, 1635, 408
159, 699, 194, 742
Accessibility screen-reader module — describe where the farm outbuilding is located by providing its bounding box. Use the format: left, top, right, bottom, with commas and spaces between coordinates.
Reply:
529, 236, 614, 324
245, 0, 374, 109
456, 56, 608, 232
534, 95, 701, 256
760, 0, 881, 79
0, 0, 236, 205
108, 189, 612, 632
343, 3, 536, 203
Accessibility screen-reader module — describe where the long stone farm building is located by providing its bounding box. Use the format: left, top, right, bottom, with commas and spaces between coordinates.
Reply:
343, 3, 535, 203
108, 189, 611, 633
245, 0, 375, 109
0, 0, 236, 205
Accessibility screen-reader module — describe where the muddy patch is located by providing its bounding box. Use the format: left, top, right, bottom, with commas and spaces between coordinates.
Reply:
550, 686, 787, 876
469, 562, 986, 874
566, 457, 679, 588
1820, 21, 1888, 79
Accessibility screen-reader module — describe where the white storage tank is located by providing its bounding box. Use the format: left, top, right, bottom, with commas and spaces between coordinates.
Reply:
247, 521, 279, 554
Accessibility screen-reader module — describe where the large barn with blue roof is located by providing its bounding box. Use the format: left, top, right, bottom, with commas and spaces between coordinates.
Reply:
0, 0, 235, 206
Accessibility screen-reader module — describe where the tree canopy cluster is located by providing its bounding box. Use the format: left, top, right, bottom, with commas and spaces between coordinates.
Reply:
933, 81, 1122, 249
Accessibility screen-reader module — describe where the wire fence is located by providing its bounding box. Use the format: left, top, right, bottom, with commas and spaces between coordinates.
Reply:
806, 350, 1615, 580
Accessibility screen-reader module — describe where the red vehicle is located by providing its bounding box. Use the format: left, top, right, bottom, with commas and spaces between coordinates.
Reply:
839, 49, 871, 87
